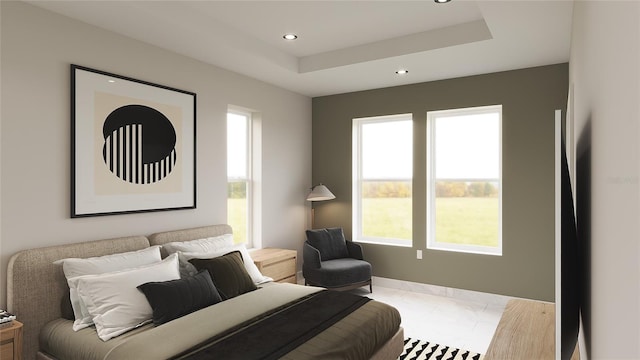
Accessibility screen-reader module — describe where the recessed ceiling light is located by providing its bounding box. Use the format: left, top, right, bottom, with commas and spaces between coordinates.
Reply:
396, 69, 409, 75
108, 79, 116, 83
434, 0, 451, 3
283, 34, 298, 41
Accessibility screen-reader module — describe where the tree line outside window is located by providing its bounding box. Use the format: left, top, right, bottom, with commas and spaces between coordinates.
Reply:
361, 181, 498, 198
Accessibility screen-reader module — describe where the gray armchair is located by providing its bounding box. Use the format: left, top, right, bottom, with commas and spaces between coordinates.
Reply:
303, 228, 372, 292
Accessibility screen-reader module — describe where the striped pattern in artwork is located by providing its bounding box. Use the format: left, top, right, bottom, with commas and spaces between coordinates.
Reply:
103, 124, 176, 184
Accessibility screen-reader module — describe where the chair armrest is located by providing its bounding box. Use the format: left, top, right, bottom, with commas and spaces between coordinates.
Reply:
303, 241, 322, 269
346, 241, 364, 260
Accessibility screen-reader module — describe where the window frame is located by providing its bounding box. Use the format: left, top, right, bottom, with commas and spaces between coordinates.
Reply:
227, 109, 253, 247
426, 105, 503, 256
352, 113, 413, 247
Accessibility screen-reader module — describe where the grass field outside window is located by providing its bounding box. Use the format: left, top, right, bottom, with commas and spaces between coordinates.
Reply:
435, 197, 499, 247
361, 197, 498, 247
228, 197, 247, 244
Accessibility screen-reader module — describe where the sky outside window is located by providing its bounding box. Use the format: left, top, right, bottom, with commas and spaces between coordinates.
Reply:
362, 120, 412, 179
435, 112, 500, 179
227, 113, 248, 178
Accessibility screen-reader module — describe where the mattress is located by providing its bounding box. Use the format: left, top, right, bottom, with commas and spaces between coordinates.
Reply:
40, 283, 401, 360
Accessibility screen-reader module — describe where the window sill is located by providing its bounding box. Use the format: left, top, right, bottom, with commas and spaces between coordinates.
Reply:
427, 243, 502, 256
354, 238, 412, 248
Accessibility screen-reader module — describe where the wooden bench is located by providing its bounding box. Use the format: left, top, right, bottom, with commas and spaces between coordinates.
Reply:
485, 299, 579, 360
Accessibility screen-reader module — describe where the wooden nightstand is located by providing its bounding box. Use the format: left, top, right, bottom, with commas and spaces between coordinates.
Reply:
251, 248, 297, 284
0, 320, 23, 360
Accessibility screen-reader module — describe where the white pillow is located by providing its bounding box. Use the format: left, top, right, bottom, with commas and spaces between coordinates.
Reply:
54, 246, 162, 331
74, 253, 180, 341
180, 244, 272, 285
162, 234, 234, 254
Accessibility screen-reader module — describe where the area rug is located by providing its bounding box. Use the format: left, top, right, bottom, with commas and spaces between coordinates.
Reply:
399, 338, 484, 360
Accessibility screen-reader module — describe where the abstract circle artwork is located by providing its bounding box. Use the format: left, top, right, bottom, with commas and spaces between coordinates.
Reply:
102, 104, 177, 184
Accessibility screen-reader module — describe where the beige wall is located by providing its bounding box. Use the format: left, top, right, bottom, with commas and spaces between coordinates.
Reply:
570, 1, 640, 358
312, 64, 568, 301
0, 2, 312, 309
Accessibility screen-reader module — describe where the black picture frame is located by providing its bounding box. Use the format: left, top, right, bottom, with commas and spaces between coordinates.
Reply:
71, 64, 196, 217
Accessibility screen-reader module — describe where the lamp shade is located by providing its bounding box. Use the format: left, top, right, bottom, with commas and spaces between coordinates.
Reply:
306, 184, 336, 201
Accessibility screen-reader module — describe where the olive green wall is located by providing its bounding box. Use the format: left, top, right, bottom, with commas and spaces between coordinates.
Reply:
311, 63, 568, 301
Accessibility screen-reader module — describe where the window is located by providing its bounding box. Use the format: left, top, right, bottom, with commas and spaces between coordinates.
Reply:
427, 105, 502, 255
352, 114, 412, 246
227, 111, 252, 246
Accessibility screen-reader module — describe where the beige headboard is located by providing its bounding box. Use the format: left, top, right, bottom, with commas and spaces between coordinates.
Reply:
7, 235, 150, 360
6, 224, 232, 360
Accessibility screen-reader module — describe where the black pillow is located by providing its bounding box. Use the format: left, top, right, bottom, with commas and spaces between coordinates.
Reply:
60, 288, 75, 321
189, 251, 257, 300
306, 227, 349, 261
137, 270, 222, 326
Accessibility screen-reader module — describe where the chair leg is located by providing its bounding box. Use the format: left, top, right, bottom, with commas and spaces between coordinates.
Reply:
369, 281, 372, 293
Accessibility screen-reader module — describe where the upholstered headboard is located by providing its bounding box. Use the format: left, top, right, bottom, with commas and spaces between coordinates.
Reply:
6, 224, 232, 360
7, 235, 150, 360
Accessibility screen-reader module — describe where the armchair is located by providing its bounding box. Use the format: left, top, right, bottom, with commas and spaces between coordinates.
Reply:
303, 228, 372, 292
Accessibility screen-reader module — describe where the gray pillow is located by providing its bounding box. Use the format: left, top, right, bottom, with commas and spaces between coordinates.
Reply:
189, 251, 257, 300
137, 270, 222, 326
306, 228, 350, 261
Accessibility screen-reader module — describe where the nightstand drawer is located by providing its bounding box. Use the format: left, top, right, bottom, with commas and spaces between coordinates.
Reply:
1, 342, 13, 360
261, 258, 296, 282
0, 320, 23, 360
280, 275, 297, 284
251, 248, 297, 283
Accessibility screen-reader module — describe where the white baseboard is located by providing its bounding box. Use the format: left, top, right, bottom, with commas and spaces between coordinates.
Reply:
371, 276, 512, 306
297, 270, 511, 306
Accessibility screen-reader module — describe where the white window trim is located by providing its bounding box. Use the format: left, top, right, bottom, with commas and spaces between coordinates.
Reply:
352, 113, 413, 247
227, 109, 253, 248
426, 105, 503, 256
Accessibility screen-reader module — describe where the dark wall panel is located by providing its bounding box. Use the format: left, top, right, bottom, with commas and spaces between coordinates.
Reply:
311, 63, 568, 301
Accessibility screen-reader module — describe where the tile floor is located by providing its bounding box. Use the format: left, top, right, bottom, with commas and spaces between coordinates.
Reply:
349, 285, 508, 355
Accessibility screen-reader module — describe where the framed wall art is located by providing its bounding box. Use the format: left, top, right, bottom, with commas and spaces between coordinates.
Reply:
71, 64, 196, 217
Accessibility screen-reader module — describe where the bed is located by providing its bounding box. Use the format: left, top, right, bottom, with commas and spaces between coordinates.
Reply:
6, 224, 403, 360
